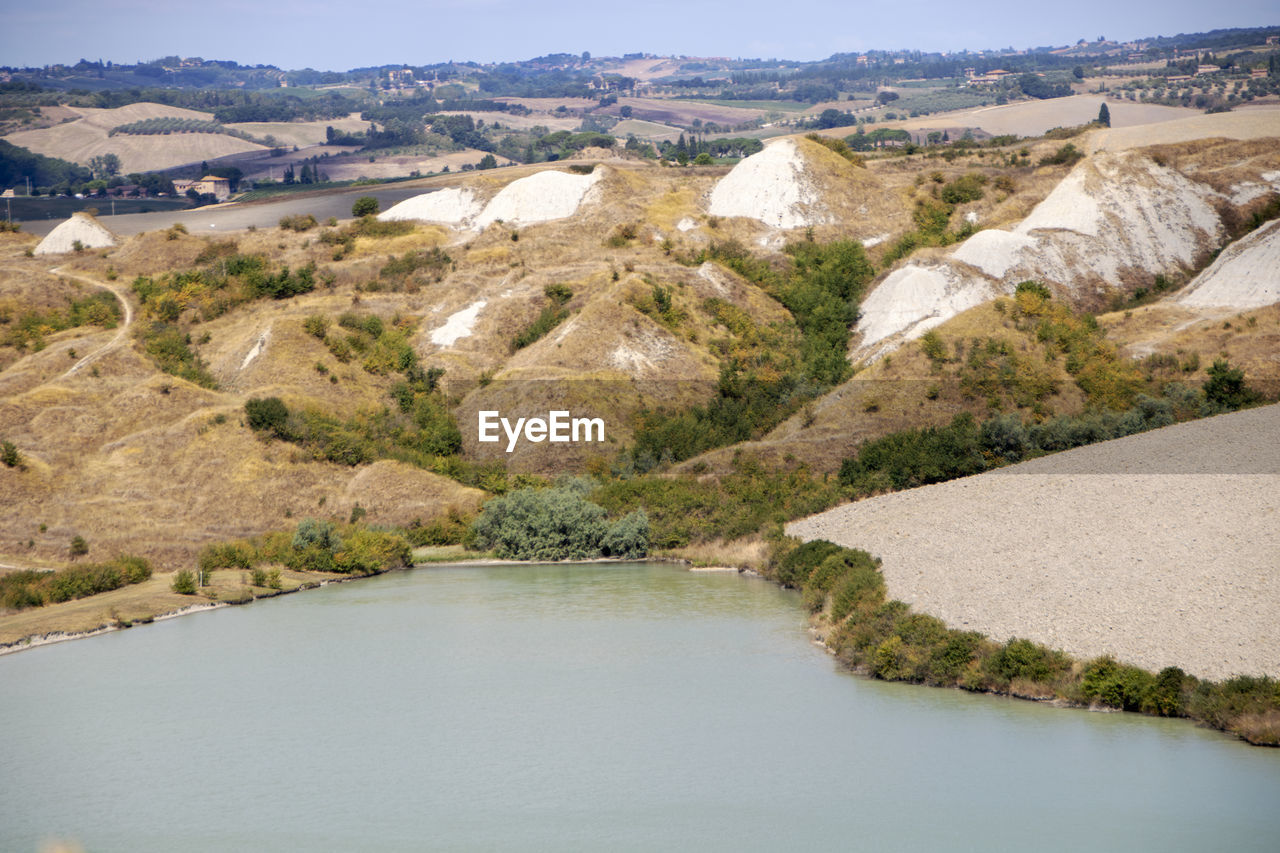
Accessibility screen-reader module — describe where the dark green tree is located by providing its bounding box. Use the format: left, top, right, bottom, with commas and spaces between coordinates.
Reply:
351, 196, 379, 217
1098, 102, 1111, 127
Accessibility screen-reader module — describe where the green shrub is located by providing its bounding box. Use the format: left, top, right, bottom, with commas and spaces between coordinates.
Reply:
472, 481, 648, 561
930, 631, 984, 683
599, 510, 650, 559
245, 397, 290, 438
1015, 280, 1052, 300
1144, 667, 1190, 717
985, 638, 1070, 686
1, 440, 21, 468
172, 570, 197, 594
919, 330, 948, 364
839, 413, 985, 493
303, 314, 329, 339
544, 283, 573, 304
1187, 675, 1280, 734
774, 540, 846, 588
511, 304, 568, 351
1203, 358, 1261, 412
0, 557, 151, 609
939, 172, 986, 204
1039, 143, 1082, 167
1081, 656, 1154, 711
249, 263, 315, 299
326, 335, 353, 362
828, 556, 886, 621
406, 508, 473, 546
0, 572, 47, 609
137, 322, 218, 388
279, 213, 318, 232
292, 517, 343, 551
380, 248, 452, 285
351, 196, 379, 217
199, 542, 254, 573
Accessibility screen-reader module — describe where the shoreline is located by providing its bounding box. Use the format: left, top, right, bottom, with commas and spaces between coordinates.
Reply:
0, 601, 227, 657
0, 556, 716, 657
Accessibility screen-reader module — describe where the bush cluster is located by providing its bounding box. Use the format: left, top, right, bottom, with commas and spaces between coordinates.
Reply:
2, 291, 121, 351
766, 537, 1280, 743
278, 213, 318, 232
471, 479, 649, 561
595, 455, 844, 549
196, 519, 411, 578
0, 556, 152, 610
838, 389, 1191, 494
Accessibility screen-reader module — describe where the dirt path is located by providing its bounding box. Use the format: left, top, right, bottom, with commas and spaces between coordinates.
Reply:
48, 266, 135, 378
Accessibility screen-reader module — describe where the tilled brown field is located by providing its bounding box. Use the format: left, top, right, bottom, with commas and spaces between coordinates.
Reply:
788, 404, 1280, 681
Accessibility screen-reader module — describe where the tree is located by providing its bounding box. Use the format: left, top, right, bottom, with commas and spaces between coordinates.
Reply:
88, 153, 121, 179
1073, 65, 1085, 80
477, 153, 498, 170
1098, 102, 1111, 127
69, 535, 89, 559
351, 195, 379, 217
1203, 358, 1259, 411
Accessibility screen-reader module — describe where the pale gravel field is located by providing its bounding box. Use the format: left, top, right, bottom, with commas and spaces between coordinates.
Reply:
787, 404, 1280, 681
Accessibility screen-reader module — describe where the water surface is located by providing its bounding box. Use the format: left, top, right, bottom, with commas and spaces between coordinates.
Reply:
2, 562, 1277, 851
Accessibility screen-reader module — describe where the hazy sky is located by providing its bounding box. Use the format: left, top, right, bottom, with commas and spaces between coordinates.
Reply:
2, 1, 1276, 70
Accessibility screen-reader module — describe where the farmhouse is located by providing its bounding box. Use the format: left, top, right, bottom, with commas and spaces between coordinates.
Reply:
172, 175, 231, 201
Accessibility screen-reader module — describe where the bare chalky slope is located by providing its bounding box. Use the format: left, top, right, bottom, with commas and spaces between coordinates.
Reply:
1178, 219, 1280, 310
787, 404, 1280, 681
708, 138, 823, 229
34, 212, 118, 255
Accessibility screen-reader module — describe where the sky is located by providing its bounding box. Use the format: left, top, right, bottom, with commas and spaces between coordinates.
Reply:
1, 0, 1276, 70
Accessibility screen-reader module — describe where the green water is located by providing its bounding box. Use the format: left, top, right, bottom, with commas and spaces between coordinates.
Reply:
2, 562, 1278, 851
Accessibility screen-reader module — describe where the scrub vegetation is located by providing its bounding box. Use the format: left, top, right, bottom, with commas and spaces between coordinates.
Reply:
0, 290, 120, 351
767, 537, 1280, 746
0, 557, 152, 610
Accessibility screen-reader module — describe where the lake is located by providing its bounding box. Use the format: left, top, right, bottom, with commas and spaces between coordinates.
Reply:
2, 562, 1278, 851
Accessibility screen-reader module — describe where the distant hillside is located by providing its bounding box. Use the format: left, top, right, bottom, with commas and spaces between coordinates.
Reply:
3, 103, 267, 174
